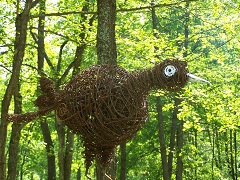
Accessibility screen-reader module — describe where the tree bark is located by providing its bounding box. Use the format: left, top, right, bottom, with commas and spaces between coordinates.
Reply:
96, 0, 117, 180
96, 0, 118, 179
0, 1, 33, 179
97, 0, 117, 65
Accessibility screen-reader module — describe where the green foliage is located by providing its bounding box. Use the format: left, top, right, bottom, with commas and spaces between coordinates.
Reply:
0, 0, 239, 179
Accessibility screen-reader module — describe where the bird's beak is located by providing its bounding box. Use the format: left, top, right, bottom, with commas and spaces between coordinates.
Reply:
187, 73, 211, 85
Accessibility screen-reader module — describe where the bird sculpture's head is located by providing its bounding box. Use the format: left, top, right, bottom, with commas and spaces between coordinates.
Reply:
150, 59, 188, 91
150, 59, 210, 92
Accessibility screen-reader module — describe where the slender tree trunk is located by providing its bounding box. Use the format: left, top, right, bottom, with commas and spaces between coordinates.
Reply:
64, 129, 74, 180
215, 127, 221, 169
183, 0, 190, 58
229, 130, 235, 180
55, 121, 65, 180
40, 120, 56, 180
151, 4, 177, 179
77, 167, 81, 180
37, 0, 45, 71
176, 1, 189, 178
55, 40, 68, 179
156, 97, 170, 180
72, 0, 95, 75
168, 98, 179, 178
194, 130, 198, 180
37, 1, 57, 179
7, 123, 23, 180
0, 1, 33, 179
224, 131, 232, 178
205, 123, 214, 179
96, 0, 117, 179
233, 131, 238, 180
54, 2, 95, 178
120, 142, 126, 180
175, 98, 183, 180
7, 84, 24, 180
19, 139, 30, 180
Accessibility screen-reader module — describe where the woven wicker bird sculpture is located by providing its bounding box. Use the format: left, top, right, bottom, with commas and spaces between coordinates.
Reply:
7, 59, 210, 171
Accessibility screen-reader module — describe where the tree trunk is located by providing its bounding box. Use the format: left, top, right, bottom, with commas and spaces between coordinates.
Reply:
7, 84, 24, 180
176, 105, 183, 180
55, 2, 95, 178
0, 1, 33, 179
194, 130, 198, 179
175, 97, 183, 180
234, 131, 238, 180
97, 0, 117, 65
64, 129, 74, 180
183, 0, 190, 58
176, 1, 189, 178
96, 156, 117, 180
96, 0, 117, 179
120, 142, 126, 180
215, 127, 221, 169
152, 6, 176, 179
55, 121, 66, 180
168, 96, 180, 179
7, 123, 23, 180
156, 96, 170, 180
40, 120, 56, 180
229, 130, 235, 180
37, 1, 57, 179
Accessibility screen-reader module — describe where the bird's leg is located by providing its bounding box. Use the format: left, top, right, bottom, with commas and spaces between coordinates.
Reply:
85, 174, 92, 180
104, 173, 112, 180
101, 165, 112, 180
85, 168, 93, 180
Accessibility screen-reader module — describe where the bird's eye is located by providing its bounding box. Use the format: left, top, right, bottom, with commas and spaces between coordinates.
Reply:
164, 65, 177, 77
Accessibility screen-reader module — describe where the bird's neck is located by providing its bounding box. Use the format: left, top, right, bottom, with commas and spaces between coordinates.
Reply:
125, 65, 164, 96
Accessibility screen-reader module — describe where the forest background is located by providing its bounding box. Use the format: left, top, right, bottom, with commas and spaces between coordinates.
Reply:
0, 0, 239, 180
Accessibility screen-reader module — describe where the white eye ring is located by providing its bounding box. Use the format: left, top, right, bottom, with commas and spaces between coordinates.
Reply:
164, 65, 177, 77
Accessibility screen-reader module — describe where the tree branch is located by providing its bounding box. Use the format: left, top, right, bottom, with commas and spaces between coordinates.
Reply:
30, 0, 200, 18
31, 0, 41, 8
56, 60, 75, 87
118, 0, 199, 12
0, 64, 12, 73
29, 30, 55, 72
29, 26, 79, 44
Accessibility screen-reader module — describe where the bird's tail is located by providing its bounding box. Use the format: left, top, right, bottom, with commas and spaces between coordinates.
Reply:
7, 77, 57, 123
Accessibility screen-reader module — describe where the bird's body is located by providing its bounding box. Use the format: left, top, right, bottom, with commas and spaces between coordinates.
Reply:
8, 59, 190, 169
55, 59, 188, 168
56, 64, 149, 167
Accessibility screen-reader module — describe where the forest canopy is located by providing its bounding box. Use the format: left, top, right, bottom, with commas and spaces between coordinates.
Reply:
0, 0, 239, 180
